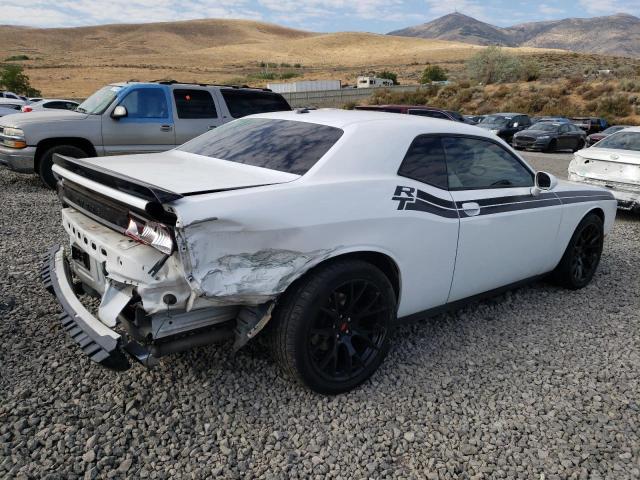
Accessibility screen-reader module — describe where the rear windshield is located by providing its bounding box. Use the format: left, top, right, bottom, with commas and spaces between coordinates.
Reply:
178, 118, 343, 175
595, 131, 640, 151
530, 123, 560, 132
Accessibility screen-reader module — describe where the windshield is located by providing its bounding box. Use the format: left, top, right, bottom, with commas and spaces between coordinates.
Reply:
178, 118, 344, 175
529, 123, 559, 132
480, 115, 510, 127
595, 131, 640, 151
76, 85, 122, 114
602, 126, 625, 135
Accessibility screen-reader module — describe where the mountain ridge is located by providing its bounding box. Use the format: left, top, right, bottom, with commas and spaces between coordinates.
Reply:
388, 12, 640, 57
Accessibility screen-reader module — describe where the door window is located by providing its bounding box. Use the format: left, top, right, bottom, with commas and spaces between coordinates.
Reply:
397, 135, 448, 189
221, 90, 290, 118
119, 88, 168, 119
442, 136, 533, 189
173, 89, 217, 119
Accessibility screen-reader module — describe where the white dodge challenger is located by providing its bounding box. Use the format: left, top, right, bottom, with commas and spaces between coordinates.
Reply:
43, 109, 617, 393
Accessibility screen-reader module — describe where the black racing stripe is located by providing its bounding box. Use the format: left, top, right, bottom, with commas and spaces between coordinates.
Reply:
556, 190, 615, 200
466, 198, 562, 217
559, 195, 616, 205
415, 189, 457, 209
455, 191, 556, 209
405, 199, 459, 218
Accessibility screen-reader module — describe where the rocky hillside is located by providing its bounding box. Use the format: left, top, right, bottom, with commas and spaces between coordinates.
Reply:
389, 12, 640, 57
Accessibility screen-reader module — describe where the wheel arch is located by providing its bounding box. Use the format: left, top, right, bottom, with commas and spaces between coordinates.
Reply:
34, 138, 97, 171
285, 248, 402, 305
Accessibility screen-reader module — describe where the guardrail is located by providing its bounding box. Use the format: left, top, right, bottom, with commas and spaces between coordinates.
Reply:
280, 84, 425, 108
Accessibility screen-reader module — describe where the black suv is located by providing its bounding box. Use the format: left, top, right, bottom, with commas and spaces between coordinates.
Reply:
477, 113, 532, 142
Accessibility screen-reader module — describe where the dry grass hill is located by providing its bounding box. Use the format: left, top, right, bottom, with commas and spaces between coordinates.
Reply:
0, 18, 560, 97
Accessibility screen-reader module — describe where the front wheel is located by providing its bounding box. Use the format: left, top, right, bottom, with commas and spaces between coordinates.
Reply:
268, 259, 396, 394
38, 145, 88, 189
551, 213, 604, 289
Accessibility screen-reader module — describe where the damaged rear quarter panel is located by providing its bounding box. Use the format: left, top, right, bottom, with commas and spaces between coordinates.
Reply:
169, 180, 401, 306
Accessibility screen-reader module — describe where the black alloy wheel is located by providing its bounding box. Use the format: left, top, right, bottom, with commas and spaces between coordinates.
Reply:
308, 279, 389, 383
570, 222, 602, 285
268, 259, 396, 394
551, 213, 604, 289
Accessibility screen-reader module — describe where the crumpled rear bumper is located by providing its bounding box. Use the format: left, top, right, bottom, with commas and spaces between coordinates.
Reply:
41, 244, 131, 370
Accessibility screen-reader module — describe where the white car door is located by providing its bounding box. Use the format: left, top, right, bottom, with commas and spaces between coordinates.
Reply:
443, 135, 563, 302
392, 135, 460, 316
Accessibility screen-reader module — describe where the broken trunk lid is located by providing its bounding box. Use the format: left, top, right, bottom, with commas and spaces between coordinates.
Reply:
70, 150, 301, 196
580, 148, 640, 166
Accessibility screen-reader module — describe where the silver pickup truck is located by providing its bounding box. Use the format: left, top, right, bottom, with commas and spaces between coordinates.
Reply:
0, 81, 291, 187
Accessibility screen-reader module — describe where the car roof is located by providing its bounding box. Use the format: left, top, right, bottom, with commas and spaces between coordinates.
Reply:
108, 81, 273, 92
612, 126, 640, 132
251, 108, 491, 134
359, 104, 446, 110
489, 112, 525, 117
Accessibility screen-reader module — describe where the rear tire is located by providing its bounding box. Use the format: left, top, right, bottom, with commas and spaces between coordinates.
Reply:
38, 145, 88, 189
545, 139, 557, 153
551, 213, 604, 289
268, 259, 396, 394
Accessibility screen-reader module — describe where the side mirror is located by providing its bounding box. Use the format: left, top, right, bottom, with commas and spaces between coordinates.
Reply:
111, 105, 127, 119
532, 171, 558, 196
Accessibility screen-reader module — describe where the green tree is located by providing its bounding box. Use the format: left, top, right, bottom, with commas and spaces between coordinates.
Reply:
420, 64, 448, 83
377, 70, 399, 85
465, 46, 539, 84
0, 64, 41, 96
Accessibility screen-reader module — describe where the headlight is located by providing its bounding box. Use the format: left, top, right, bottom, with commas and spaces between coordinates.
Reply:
538, 135, 550, 139
125, 216, 174, 255
1, 127, 26, 148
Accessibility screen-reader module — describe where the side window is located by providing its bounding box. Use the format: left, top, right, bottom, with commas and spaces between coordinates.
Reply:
221, 90, 290, 118
409, 109, 449, 119
119, 88, 168, 119
173, 89, 217, 119
442, 136, 533, 190
45, 101, 66, 110
397, 135, 448, 189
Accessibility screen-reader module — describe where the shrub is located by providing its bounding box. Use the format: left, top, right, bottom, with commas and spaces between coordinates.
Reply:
0, 64, 41, 96
466, 47, 542, 84
420, 64, 448, 83
377, 70, 399, 85
595, 94, 631, 117
619, 78, 640, 92
343, 101, 357, 110
4, 54, 29, 61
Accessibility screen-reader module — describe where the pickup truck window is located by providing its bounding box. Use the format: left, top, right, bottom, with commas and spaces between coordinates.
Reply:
178, 118, 343, 175
173, 89, 217, 119
76, 85, 122, 114
221, 90, 291, 118
120, 88, 168, 119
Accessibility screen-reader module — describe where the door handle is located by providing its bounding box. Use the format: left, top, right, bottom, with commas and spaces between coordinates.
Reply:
160, 124, 173, 132
461, 202, 481, 217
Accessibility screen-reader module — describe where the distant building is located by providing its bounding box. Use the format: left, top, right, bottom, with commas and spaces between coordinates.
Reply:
267, 80, 341, 93
356, 76, 394, 88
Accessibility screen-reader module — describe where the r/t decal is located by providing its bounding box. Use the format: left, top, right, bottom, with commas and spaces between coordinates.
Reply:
392, 186, 416, 210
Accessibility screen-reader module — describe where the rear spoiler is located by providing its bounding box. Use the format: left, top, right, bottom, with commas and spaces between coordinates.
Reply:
52, 154, 181, 225
52, 154, 183, 204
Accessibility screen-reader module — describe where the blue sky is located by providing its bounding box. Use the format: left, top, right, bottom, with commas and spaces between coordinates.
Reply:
4, 0, 637, 32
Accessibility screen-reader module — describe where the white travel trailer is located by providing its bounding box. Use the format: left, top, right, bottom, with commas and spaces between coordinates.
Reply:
356, 76, 394, 88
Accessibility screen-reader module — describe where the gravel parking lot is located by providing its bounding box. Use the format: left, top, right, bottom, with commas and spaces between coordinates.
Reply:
1, 152, 639, 479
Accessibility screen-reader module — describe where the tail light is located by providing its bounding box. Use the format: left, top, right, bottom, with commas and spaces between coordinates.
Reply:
21, 106, 32, 112
125, 216, 174, 255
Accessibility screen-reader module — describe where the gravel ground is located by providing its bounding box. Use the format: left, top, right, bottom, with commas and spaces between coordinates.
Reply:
1, 154, 639, 479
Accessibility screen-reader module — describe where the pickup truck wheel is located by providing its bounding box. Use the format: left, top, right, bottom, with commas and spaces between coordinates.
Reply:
269, 259, 396, 394
551, 213, 604, 289
38, 145, 88, 189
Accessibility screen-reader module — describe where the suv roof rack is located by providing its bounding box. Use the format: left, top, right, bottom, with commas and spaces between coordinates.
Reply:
146, 79, 272, 92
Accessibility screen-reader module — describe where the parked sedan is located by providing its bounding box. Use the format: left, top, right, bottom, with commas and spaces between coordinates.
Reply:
354, 105, 470, 123
586, 125, 628, 146
21, 99, 79, 113
42, 109, 616, 393
513, 122, 586, 152
477, 113, 532, 142
569, 127, 640, 212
